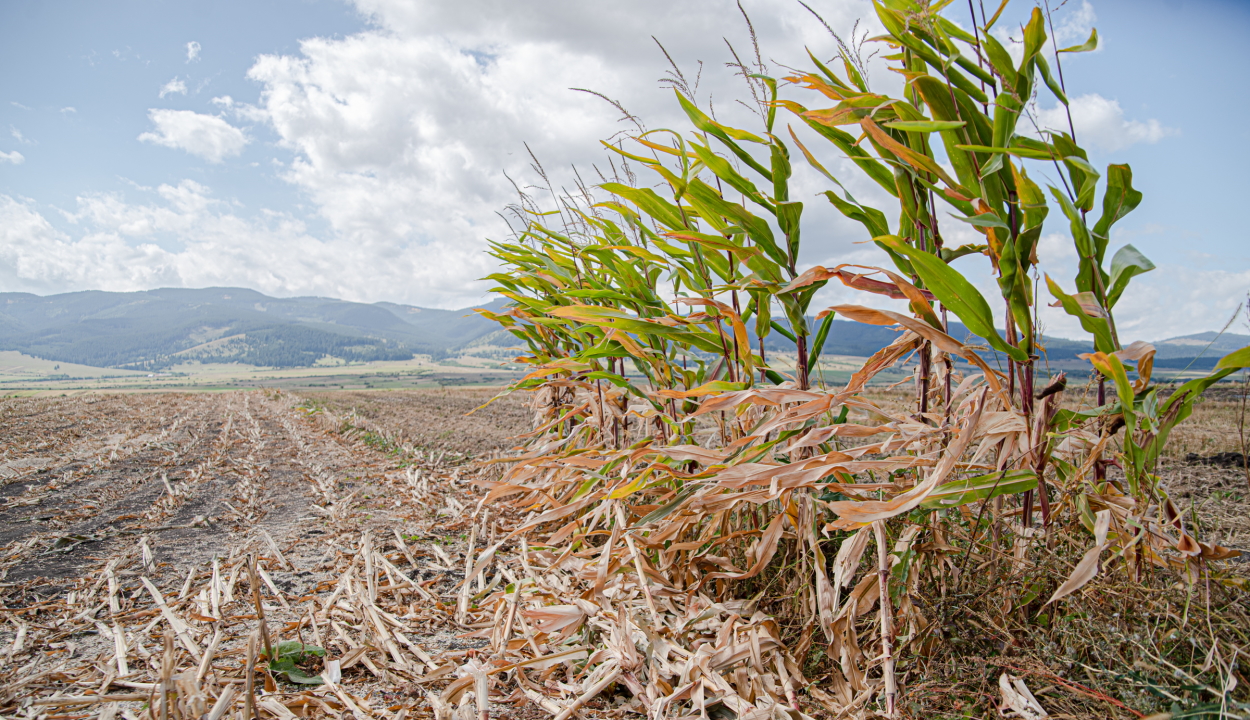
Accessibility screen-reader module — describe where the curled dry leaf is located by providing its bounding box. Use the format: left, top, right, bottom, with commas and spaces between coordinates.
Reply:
998, 673, 1049, 719
1046, 509, 1112, 605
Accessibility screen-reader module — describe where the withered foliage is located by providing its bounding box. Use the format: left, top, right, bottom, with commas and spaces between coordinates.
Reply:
464, 0, 1250, 717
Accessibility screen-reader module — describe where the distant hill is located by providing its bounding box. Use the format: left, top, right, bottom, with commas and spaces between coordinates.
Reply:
0, 288, 500, 370
752, 319, 1096, 362
1150, 331, 1250, 369
0, 287, 1244, 371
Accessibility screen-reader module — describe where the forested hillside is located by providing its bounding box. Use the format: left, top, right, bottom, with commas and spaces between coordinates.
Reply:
0, 288, 500, 369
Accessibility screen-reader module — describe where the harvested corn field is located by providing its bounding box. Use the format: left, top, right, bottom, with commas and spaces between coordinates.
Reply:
0, 389, 534, 720
1, 389, 1247, 720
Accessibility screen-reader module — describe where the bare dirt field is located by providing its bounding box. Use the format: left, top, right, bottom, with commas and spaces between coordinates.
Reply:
0, 387, 1245, 719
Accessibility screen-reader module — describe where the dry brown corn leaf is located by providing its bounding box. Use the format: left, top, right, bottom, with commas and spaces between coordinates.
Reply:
823, 390, 985, 530
1045, 509, 1112, 605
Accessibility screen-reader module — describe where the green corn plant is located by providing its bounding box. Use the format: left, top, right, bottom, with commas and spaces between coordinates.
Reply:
785, 0, 1250, 574
469, 2, 1250, 716
780, 0, 1174, 524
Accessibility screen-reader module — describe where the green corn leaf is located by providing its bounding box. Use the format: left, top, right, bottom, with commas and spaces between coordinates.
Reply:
690, 142, 770, 209
684, 178, 787, 271
794, 110, 898, 195
674, 90, 773, 180
981, 32, 1018, 87
861, 117, 962, 188
1088, 351, 1136, 429
1059, 28, 1099, 53
822, 190, 890, 239
911, 77, 981, 190
770, 140, 792, 202
978, 151, 1006, 179
882, 120, 968, 133
549, 305, 685, 336
954, 143, 1056, 161
1106, 244, 1156, 308
873, 2, 988, 102
1034, 54, 1069, 106
268, 658, 325, 685
1092, 164, 1142, 250
1047, 186, 1096, 266
985, 0, 1009, 29
935, 16, 976, 44
600, 183, 687, 230
751, 73, 780, 133
769, 320, 798, 343
1153, 347, 1250, 449
1046, 275, 1115, 353
777, 201, 803, 268
1064, 154, 1102, 212
1216, 346, 1250, 371
950, 211, 1008, 230
666, 231, 760, 258
563, 289, 644, 304
991, 92, 1023, 153
808, 311, 836, 367
889, 240, 1029, 363
583, 370, 635, 389
267, 641, 326, 660
805, 49, 850, 90
940, 243, 987, 262
1020, 8, 1048, 71
750, 291, 771, 338
920, 470, 1037, 509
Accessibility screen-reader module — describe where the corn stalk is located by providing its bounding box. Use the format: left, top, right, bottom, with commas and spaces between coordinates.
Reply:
472, 2, 1250, 717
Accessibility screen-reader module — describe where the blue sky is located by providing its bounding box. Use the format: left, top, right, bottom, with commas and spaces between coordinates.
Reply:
0, 0, 1246, 342
0, 0, 362, 227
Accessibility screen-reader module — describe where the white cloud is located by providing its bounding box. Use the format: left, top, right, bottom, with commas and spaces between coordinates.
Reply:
60, 107, 76, 114
1036, 261, 1250, 343
0, 150, 24, 165
10, 102, 30, 111
137, 109, 248, 163
0, 186, 494, 307
237, 0, 881, 305
0, 0, 1236, 344
0, 0, 887, 309
1110, 266, 1250, 342
10, 127, 29, 144
159, 77, 187, 98
1033, 94, 1174, 153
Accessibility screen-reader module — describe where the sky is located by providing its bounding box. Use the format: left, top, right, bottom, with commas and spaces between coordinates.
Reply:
0, 0, 1246, 342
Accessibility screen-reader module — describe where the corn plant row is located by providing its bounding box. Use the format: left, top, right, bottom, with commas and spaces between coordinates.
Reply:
476, 1, 1250, 716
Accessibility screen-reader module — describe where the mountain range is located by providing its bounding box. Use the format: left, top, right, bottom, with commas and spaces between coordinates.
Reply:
0, 287, 1245, 372
0, 288, 501, 370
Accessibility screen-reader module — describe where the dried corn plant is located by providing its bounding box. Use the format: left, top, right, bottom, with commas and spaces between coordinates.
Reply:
470, 1, 1250, 717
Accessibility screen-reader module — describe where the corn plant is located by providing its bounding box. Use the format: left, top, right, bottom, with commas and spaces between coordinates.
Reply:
472, 1, 1250, 717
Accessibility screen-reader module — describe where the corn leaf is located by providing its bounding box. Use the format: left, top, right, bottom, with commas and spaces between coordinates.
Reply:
920, 470, 1037, 509
882, 120, 967, 133
1106, 244, 1155, 308
1059, 28, 1099, 53
889, 241, 1029, 363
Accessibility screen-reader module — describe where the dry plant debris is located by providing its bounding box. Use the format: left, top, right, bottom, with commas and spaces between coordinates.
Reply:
455, 0, 1250, 715
0, 390, 530, 720
0, 387, 1246, 719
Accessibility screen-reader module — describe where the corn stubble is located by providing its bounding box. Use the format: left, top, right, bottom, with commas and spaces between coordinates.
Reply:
472, 1, 1250, 717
